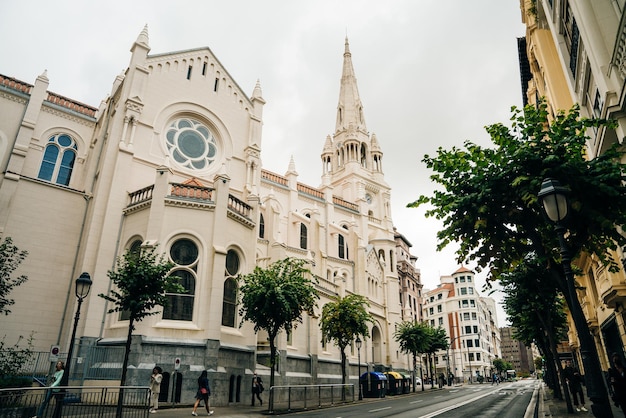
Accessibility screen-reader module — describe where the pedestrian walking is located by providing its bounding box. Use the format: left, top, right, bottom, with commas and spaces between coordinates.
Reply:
32, 360, 64, 418
192, 370, 214, 416
251, 372, 263, 406
564, 360, 588, 412
149, 366, 163, 414
492, 372, 499, 385
609, 353, 626, 415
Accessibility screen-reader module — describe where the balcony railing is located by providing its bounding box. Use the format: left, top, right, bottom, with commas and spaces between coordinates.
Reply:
128, 185, 154, 207
228, 194, 252, 219
170, 182, 213, 201
332, 196, 359, 212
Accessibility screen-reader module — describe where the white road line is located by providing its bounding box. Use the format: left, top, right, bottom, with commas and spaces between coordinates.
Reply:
410, 400, 424, 404
368, 406, 392, 413
418, 387, 502, 418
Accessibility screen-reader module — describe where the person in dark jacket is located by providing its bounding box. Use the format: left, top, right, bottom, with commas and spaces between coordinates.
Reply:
192, 370, 214, 416
564, 360, 588, 412
609, 353, 626, 415
251, 371, 263, 406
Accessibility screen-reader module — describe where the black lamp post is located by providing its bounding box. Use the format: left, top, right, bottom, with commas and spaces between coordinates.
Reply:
538, 178, 613, 417
53, 272, 92, 418
355, 336, 362, 400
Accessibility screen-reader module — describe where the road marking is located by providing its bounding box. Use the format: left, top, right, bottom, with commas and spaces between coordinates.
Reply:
410, 400, 424, 404
369, 406, 392, 413
418, 387, 502, 418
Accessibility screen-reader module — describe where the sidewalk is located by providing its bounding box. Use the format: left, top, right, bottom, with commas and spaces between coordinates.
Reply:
153, 403, 266, 418
152, 385, 432, 417
538, 381, 623, 417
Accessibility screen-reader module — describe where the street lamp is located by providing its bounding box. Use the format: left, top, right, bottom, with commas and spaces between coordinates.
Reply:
355, 336, 362, 400
538, 178, 613, 417
53, 272, 92, 418
466, 338, 472, 384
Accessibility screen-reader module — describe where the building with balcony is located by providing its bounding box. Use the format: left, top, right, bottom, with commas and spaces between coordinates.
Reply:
0, 27, 413, 405
422, 267, 500, 383
395, 228, 423, 323
518, 0, 626, 371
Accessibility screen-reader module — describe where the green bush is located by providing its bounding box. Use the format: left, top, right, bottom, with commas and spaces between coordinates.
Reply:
0, 333, 34, 384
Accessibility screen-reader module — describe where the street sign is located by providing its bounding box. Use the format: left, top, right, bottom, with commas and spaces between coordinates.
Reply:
49, 345, 60, 362
175, 357, 181, 370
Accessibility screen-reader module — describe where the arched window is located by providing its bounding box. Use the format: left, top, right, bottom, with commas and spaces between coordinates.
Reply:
163, 238, 198, 321
222, 249, 240, 327
360, 145, 367, 168
38, 134, 77, 186
338, 234, 346, 259
259, 213, 265, 239
300, 223, 308, 249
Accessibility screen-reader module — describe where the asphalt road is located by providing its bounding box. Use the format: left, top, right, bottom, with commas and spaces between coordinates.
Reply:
277, 380, 538, 418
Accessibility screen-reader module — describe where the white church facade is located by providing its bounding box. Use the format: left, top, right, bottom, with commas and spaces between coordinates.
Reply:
0, 27, 419, 405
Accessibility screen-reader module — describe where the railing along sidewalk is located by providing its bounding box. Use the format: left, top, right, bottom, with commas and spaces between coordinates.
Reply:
267, 383, 355, 414
0, 385, 150, 417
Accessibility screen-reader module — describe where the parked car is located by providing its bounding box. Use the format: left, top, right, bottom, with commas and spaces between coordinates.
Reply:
415, 377, 422, 385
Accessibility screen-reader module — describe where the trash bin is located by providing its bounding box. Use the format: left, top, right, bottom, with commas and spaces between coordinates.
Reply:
400, 373, 411, 393
360, 372, 388, 398
384, 371, 403, 395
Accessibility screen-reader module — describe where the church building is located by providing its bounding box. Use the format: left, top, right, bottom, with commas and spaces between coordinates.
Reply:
0, 26, 420, 405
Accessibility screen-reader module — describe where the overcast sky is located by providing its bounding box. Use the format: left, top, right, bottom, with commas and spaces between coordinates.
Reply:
1, 1, 526, 326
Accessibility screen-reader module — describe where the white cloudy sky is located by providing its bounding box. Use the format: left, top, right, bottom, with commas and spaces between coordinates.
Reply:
0, 1, 526, 325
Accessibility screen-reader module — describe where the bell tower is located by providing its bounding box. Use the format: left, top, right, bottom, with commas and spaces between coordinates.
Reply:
321, 37, 389, 220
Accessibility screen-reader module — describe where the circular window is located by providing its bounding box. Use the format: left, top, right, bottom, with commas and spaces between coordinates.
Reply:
225, 250, 240, 276
165, 118, 218, 171
170, 238, 198, 266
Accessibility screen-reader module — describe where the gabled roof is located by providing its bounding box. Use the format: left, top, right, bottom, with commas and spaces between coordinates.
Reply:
453, 265, 473, 274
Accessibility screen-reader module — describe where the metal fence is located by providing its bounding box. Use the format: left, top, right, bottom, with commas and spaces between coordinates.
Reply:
10, 345, 125, 385
0, 386, 149, 417
267, 383, 355, 414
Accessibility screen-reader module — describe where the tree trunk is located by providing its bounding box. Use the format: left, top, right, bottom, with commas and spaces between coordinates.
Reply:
269, 331, 277, 410
116, 318, 134, 418
340, 346, 347, 400
412, 352, 417, 393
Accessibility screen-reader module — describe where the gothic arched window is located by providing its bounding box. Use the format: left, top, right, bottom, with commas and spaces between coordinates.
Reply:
38, 134, 77, 186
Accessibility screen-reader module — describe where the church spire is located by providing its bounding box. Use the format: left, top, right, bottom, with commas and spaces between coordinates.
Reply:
335, 37, 366, 134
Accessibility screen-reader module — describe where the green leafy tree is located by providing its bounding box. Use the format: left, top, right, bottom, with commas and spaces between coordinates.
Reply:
320, 294, 373, 386
0, 334, 34, 388
492, 358, 507, 375
500, 256, 568, 400
409, 100, 626, 281
409, 100, 626, 413
0, 236, 28, 316
238, 257, 319, 391
0, 236, 32, 388
425, 326, 449, 384
394, 321, 430, 392
99, 246, 178, 388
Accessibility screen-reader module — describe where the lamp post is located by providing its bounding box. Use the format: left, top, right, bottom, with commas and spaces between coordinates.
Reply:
538, 178, 613, 417
355, 336, 362, 400
53, 272, 92, 418
466, 338, 472, 384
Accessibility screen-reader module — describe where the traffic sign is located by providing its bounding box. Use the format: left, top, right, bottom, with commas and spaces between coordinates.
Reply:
49, 345, 60, 362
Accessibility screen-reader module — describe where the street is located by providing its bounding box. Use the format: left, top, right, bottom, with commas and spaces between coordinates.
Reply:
279, 380, 537, 418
